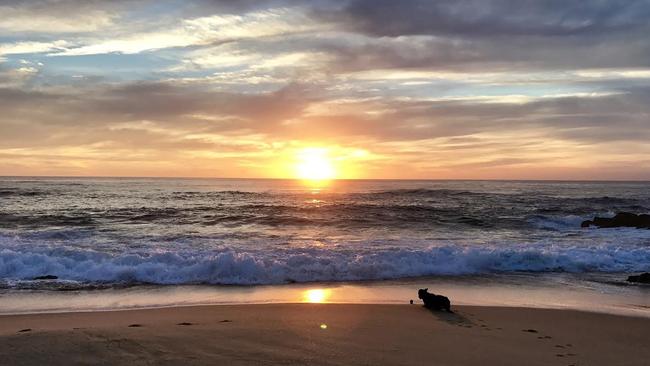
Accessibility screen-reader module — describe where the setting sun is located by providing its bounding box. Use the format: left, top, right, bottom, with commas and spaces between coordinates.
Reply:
268, 144, 372, 181
295, 148, 336, 181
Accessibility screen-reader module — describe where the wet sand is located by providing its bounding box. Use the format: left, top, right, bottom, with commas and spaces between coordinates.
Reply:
1, 304, 648, 365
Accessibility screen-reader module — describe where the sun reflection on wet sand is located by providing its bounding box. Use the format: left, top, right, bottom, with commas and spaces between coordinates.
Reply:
303, 289, 331, 303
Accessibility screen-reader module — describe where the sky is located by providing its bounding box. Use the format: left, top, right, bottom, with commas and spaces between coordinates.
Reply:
1, 0, 649, 180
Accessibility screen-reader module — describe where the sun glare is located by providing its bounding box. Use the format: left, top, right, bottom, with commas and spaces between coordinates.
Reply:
295, 148, 336, 181
303, 289, 331, 303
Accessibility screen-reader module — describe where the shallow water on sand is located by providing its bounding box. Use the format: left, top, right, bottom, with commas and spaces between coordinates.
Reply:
1, 273, 648, 317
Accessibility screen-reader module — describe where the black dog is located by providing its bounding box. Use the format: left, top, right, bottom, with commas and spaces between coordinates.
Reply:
418, 288, 452, 312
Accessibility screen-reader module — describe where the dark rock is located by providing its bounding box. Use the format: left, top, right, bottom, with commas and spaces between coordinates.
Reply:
33, 275, 58, 280
581, 212, 650, 229
627, 272, 650, 284
417, 288, 452, 312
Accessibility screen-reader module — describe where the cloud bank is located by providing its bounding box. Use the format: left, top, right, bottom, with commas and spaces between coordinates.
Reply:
0, 0, 649, 179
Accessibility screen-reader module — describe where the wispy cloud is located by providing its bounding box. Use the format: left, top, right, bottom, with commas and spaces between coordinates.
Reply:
0, 1, 120, 33
50, 8, 316, 56
0, 41, 69, 58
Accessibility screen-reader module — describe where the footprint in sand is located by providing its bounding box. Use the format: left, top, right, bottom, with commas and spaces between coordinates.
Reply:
219, 320, 232, 323
556, 353, 578, 358
177, 322, 193, 326
522, 329, 538, 333
128, 324, 143, 328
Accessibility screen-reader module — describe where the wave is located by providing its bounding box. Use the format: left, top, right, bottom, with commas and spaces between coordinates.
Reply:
2, 242, 649, 287
526, 214, 591, 231
0, 189, 46, 197
368, 188, 485, 197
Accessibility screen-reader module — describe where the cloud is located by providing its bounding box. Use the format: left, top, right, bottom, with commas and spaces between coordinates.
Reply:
0, 41, 69, 58
328, 0, 650, 38
0, 1, 649, 179
0, 66, 40, 87
51, 8, 317, 56
0, 1, 125, 33
312, 0, 650, 71
1, 79, 649, 178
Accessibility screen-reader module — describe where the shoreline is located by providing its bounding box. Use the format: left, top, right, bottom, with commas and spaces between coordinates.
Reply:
1, 304, 649, 365
2, 301, 650, 319
2, 273, 648, 317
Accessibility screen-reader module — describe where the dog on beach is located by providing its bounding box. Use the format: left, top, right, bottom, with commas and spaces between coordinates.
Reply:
418, 288, 452, 312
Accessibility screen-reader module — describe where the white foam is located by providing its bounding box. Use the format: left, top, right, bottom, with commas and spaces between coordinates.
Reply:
1, 240, 649, 286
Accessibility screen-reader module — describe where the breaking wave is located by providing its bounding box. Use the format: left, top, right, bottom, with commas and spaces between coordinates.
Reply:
2, 241, 649, 288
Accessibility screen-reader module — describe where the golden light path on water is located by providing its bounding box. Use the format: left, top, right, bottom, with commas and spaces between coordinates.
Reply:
301, 289, 332, 330
302, 289, 331, 303
1, 283, 647, 318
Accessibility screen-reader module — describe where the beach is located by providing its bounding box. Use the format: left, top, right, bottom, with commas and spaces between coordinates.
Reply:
1, 178, 649, 364
1, 304, 649, 365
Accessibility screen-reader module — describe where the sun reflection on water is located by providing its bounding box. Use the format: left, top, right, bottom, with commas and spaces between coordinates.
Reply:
303, 289, 331, 303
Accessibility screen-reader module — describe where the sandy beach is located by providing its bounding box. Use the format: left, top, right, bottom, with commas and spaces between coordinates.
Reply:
1, 304, 648, 365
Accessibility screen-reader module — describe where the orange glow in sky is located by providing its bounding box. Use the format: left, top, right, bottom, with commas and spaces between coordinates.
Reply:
1, 2, 649, 181
265, 144, 372, 182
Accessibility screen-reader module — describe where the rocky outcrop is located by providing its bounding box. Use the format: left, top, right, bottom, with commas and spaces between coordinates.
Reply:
33, 275, 58, 280
581, 212, 650, 229
627, 273, 650, 284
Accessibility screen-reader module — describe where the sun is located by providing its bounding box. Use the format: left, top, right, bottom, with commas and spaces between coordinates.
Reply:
295, 147, 336, 181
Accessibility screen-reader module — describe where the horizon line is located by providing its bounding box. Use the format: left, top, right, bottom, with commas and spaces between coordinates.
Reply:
1, 175, 649, 183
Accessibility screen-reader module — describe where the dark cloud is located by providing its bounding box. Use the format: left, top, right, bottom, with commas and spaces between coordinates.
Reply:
305, 0, 650, 70
328, 0, 650, 38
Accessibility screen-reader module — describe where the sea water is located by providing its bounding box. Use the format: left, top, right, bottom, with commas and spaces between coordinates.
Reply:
1, 177, 649, 314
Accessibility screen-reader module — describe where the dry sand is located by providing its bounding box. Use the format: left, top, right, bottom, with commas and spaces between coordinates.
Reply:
1, 304, 648, 365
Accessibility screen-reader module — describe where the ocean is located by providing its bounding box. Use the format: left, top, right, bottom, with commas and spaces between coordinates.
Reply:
1, 177, 649, 314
